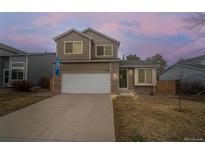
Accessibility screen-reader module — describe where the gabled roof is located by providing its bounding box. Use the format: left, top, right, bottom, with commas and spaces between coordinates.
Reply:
176, 54, 205, 70
119, 60, 158, 68
53, 28, 92, 41
177, 63, 205, 70
161, 63, 205, 75
161, 54, 205, 74
178, 54, 205, 65
82, 27, 120, 44
1, 52, 56, 57
0, 43, 26, 54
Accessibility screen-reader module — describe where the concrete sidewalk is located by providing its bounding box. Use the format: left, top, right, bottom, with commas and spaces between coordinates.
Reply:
0, 94, 115, 141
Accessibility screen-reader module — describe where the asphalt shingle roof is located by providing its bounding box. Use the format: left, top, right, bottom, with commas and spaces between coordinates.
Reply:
177, 54, 205, 70
0, 43, 26, 54
119, 60, 157, 67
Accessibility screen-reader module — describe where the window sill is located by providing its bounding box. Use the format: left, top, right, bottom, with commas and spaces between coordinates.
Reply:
95, 56, 113, 57
64, 53, 83, 55
134, 83, 156, 86
10, 79, 24, 81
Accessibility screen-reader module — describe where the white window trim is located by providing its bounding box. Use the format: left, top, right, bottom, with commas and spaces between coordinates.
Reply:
134, 68, 156, 86
95, 44, 113, 57
3, 69, 9, 85
11, 62, 25, 69
11, 62, 25, 81
64, 41, 83, 54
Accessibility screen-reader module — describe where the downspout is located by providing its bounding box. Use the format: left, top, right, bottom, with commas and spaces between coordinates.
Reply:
110, 62, 112, 93
89, 39, 91, 60
51, 58, 55, 94
8, 56, 11, 86
25, 55, 28, 80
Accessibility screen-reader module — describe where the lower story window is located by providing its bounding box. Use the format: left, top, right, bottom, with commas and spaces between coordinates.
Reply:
11, 69, 24, 80
146, 69, 153, 83
135, 68, 156, 86
138, 68, 153, 84
138, 69, 145, 83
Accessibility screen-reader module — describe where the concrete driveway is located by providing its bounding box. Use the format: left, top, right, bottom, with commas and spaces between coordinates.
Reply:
0, 94, 115, 141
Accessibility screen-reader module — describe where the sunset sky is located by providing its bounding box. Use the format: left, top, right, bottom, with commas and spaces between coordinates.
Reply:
0, 12, 205, 65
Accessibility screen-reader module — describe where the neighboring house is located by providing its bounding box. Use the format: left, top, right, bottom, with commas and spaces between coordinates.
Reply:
0, 43, 55, 87
160, 54, 205, 86
53, 28, 157, 94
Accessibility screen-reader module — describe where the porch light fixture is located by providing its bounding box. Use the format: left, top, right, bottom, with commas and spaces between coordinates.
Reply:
113, 72, 117, 80
129, 69, 133, 75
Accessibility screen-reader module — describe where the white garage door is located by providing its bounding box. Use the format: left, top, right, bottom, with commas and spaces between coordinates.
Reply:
61, 73, 111, 93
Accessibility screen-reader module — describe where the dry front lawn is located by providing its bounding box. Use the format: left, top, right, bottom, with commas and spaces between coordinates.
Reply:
113, 95, 205, 141
0, 88, 50, 117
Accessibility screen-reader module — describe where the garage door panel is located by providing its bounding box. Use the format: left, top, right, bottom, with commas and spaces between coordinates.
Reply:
61, 74, 111, 93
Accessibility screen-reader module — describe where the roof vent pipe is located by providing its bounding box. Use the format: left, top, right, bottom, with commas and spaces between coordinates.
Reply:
123, 54, 125, 60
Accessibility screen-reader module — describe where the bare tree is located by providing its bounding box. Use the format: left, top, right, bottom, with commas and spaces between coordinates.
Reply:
185, 13, 205, 38
184, 13, 205, 53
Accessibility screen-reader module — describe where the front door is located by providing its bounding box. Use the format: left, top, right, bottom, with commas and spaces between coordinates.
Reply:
119, 69, 128, 88
3, 69, 9, 85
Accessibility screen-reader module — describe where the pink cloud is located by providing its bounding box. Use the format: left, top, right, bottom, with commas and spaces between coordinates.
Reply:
8, 25, 34, 33
85, 13, 201, 63
5, 33, 49, 46
98, 22, 121, 33
1, 12, 202, 63
83, 13, 186, 36
134, 14, 184, 36
170, 38, 205, 58
33, 13, 70, 27
81, 13, 189, 56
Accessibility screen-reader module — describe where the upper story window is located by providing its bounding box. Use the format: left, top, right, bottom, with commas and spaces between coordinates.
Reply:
64, 41, 83, 54
96, 44, 113, 57
11, 62, 24, 80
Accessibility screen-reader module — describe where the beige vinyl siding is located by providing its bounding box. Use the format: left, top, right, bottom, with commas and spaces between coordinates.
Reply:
83, 30, 119, 59
56, 31, 90, 60
62, 63, 110, 74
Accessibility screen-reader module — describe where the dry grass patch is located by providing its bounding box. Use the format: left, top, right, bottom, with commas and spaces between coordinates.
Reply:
113, 95, 205, 141
0, 88, 50, 117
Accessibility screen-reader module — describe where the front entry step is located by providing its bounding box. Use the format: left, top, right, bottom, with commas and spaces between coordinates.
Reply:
119, 90, 136, 97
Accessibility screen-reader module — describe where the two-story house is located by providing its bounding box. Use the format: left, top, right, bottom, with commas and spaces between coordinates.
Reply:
53, 28, 157, 94
0, 43, 55, 87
